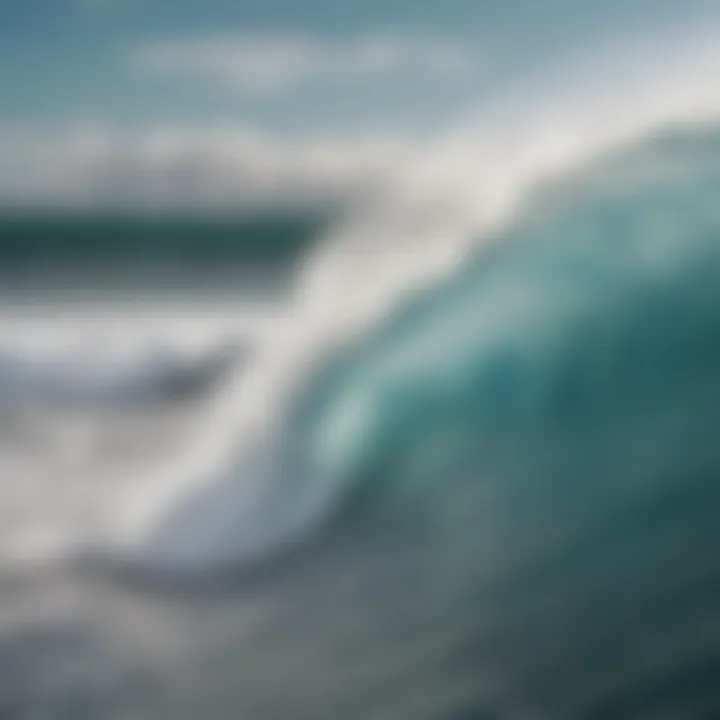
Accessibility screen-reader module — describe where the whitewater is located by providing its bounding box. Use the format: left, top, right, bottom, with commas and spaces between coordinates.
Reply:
3, 16, 720, 719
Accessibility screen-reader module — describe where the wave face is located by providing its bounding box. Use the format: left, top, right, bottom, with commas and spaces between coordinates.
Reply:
293, 124, 720, 506
129, 124, 720, 717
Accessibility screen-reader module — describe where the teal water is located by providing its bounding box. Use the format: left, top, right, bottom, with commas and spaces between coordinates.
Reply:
0, 212, 324, 269
0, 212, 326, 303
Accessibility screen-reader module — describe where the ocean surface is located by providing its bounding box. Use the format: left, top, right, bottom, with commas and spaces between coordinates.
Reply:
6, 24, 720, 716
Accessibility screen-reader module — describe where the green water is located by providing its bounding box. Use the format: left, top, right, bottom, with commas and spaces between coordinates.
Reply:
0, 212, 326, 270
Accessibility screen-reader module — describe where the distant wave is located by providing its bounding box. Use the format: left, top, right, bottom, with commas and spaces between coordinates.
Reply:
0, 340, 245, 409
0, 213, 323, 270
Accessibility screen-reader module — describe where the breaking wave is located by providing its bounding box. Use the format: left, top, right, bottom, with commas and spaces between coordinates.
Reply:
120, 117, 720, 584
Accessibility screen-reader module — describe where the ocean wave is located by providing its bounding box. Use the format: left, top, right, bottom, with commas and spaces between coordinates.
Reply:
2, 37, 720, 720
121, 118, 720, 588
63, 117, 720, 718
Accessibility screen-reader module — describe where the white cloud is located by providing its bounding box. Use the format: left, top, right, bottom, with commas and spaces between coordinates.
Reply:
0, 124, 418, 210
131, 34, 477, 94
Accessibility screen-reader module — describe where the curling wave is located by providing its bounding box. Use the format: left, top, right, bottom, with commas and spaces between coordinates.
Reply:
126, 120, 720, 588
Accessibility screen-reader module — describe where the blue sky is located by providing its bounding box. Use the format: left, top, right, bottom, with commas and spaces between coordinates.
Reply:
2, 0, 716, 131
1, 0, 719, 209
0, 0, 490, 131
